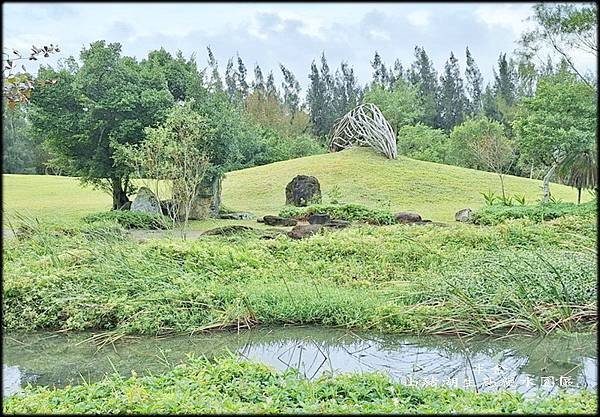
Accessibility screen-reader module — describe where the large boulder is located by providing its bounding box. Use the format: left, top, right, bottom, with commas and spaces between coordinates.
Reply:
455, 208, 473, 222
308, 213, 330, 224
287, 224, 323, 239
394, 212, 422, 224
131, 187, 161, 215
285, 175, 321, 207
262, 215, 298, 227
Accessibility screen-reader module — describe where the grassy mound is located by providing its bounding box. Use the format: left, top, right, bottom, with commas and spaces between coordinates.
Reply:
3, 215, 595, 336
3, 356, 595, 414
3, 148, 586, 225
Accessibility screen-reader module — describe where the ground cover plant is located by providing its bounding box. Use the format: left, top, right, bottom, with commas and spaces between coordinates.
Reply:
83, 210, 168, 230
3, 355, 595, 414
3, 210, 595, 337
279, 203, 396, 225
472, 200, 596, 225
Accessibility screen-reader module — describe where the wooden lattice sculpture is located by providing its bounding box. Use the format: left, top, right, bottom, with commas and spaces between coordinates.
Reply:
329, 103, 397, 159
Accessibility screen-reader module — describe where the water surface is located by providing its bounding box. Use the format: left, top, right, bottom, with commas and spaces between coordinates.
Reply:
3, 326, 596, 398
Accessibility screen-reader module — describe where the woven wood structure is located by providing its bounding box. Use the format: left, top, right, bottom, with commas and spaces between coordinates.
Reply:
328, 103, 397, 159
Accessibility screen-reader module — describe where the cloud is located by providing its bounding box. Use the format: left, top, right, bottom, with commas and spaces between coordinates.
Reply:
407, 10, 432, 28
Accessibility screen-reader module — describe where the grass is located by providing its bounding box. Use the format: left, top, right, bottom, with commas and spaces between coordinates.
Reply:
3, 355, 595, 414
472, 200, 597, 225
3, 213, 595, 336
2, 148, 587, 227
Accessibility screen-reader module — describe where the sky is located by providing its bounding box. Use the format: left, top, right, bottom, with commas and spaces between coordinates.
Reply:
2, 2, 596, 95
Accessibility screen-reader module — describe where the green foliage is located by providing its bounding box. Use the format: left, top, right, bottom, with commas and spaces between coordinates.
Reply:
472, 201, 596, 225
29, 41, 175, 208
448, 116, 512, 170
513, 72, 596, 168
279, 203, 396, 225
396, 123, 448, 163
3, 355, 596, 414
363, 79, 423, 133
82, 211, 168, 230
438, 52, 467, 131
3, 214, 595, 335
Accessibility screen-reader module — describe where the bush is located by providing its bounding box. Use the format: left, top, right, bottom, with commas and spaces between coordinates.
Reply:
82, 210, 168, 229
279, 203, 396, 225
396, 123, 448, 163
472, 201, 596, 225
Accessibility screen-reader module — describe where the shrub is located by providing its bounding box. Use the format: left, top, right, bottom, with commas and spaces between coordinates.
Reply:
472, 201, 596, 225
82, 210, 168, 229
279, 203, 396, 225
396, 123, 448, 163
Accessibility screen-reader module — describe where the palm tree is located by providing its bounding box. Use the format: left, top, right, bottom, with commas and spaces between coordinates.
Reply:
556, 147, 597, 204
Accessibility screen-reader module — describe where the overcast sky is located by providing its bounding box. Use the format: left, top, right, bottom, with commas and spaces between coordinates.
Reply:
3, 2, 596, 95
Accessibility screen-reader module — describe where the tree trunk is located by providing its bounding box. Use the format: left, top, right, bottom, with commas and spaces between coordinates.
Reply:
542, 162, 558, 204
111, 177, 129, 210
577, 187, 581, 205
498, 174, 506, 200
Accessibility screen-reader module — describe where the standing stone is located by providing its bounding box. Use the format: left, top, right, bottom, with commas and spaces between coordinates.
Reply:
394, 212, 422, 224
285, 175, 321, 207
131, 187, 161, 215
455, 208, 473, 222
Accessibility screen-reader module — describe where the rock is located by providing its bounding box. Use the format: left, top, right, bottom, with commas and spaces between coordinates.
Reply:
308, 213, 331, 224
455, 208, 473, 222
201, 225, 256, 236
257, 217, 265, 223
285, 175, 322, 207
131, 187, 162, 215
220, 212, 255, 220
263, 215, 298, 227
287, 224, 323, 239
323, 219, 351, 229
394, 212, 422, 224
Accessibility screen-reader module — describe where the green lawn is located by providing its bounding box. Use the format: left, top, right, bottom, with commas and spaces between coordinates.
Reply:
2, 148, 587, 227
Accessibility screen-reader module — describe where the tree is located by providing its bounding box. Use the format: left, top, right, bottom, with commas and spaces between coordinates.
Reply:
2, 100, 47, 173
465, 118, 515, 198
363, 79, 423, 133
265, 71, 278, 99
235, 54, 249, 101
438, 52, 467, 131
279, 64, 301, 118
206, 46, 224, 94
513, 72, 596, 202
556, 146, 597, 204
370, 51, 388, 87
118, 102, 212, 237
388, 59, 404, 89
464, 47, 483, 115
307, 53, 335, 138
520, 2, 597, 89
29, 41, 174, 209
252, 64, 266, 97
396, 123, 448, 163
224, 58, 237, 103
408, 46, 439, 127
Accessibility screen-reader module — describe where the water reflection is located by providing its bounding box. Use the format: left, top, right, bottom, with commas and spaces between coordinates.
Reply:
3, 327, 596, 398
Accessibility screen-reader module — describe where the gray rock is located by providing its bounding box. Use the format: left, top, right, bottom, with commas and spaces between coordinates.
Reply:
324, 219, 351, 229
131, 187, 161, 215
287, 224, 323, 239
260, 228, 288, 239
220, 212, 255, 220
285, 175, 321, 207
394, 212, 422, 224
263, 215, 298, 227
308, 213, 331, 224
455, 208, 473, 222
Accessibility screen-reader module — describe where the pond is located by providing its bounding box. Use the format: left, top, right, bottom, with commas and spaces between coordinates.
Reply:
3, 326, 596, 398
